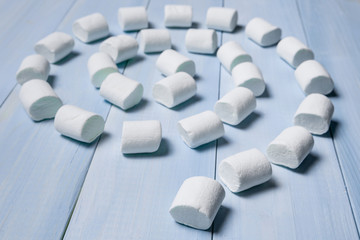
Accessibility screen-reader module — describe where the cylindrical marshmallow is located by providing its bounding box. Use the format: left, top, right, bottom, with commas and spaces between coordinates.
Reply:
295, 60, 334, 95
177, 111, 224, 148
214, 87, 256, 125
245, 17, 281, 47
118, 6, 148, 31
99, 35, 138, 63
140, 29, 171, 53
232, 62, 266, 97
293, 93, 334, 135
267, 126, 314, 168
156, 49, 195, 77
164, 5, 192, 28
153, 72, 197, 108
121, 120, 162, 154
87, 52, 118, 88
217, 41, 252, 72
54, 105, 105, 143
72, 13, 109, 43
19, 79, 63, 121
206, 7, 238, 32
219, 148, 272, 192
34, 32, 74, 63
185, 29, 218, 54
169, 176, 225, 230
16, 54, 50, 85
100, 72, 143, 110
277, 36, 314, 68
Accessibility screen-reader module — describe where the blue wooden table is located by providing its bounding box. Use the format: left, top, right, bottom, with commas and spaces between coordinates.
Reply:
1, 0, 360, 239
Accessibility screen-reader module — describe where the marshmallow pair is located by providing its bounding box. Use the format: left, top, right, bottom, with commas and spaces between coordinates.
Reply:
118, 6, 148, 31
100, 35, 138, 63
232, 62, 266, 97
277, 36, 314, 68
72, 13, 109, 43
217, 41, 252, 72
156, 49, 195, 77
16, 55, 50, 85
140, 29, 171, 53
164, 5, 192, 28
185, 29, 218, 54
206, 7, 238, 32
245, 17, 281, 47
87, 52, 118, 88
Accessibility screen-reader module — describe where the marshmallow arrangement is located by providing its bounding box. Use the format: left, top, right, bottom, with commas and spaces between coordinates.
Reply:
87, 52, 118, 88
185, 29, 218, 54
16, 54, 50, 85
156, 49, 196, 77
245, 17, 281, 47
118, 6, 148, 31
206, 7, 238, 32
277, 36, 314, 68
72, 13, 109, 43
99, 35, 139, 63
217, 41, 252, 72
140, 29, 171, 53
164, 5, 192, 28
232, 62, 266, 97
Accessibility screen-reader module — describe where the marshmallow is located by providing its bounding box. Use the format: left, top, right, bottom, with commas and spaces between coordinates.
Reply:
19, 79, 63, 121
72, 13, 109, 43
177, 111, 224, 148
156, 49, 195, 77
118, 6, 148, 31
99, 35, 138, 63
153, 72, 196, 108
219, 148, 272, 192
100, 72, 143, 110
245, 17, 281, 47
232, 62, 265, 97
214, 87, 256, 125
164, 5, 192, 28
121, 120, 162, 154
217, 41, 252, 72
16, 54, 50, 85
169, 176, 225, 230
34, 32, 74, 63
294, 94, 334, 135
87, 52, 118, 88
295, 60, 334, 95
140, 29, 171, 53
185, 29, 218, 54
267, 126, 314, 168
277, 36, 314, 68
54, 105, 105, 143
206, 7, 238, 32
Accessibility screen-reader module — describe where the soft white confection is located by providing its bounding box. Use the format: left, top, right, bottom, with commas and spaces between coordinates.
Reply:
72, 13, 109, 43
219, 148, 272, 192
232, 62, 266, 97
206, 7, 238, 32
217, 41, 252, 72
185, 29, 218, 54
169, 176, 225, 230
277, 36, 314, 68
19, 79, 63, 121
267, 126, 314, 168
164, 5, 192, 28
153, 72, 196, 108
294, 93, 334, 135
156, 49, 195, 77
16, 54, 50, 85
121, 120, 162, 154
177, 111, 224, 148
245, 17, 281, 47
54, 105, 105, 143
214, 87, 256, 125
100, 72, 143, 110
118, 6, 148, 31
295, 60, 334, 95
34, 32, 74, 63
99, 35, 138, 63
140, 29, 171, 53
87, 52, 118, 88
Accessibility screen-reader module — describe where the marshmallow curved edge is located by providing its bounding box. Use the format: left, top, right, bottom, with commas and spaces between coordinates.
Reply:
72, 13, 109, 43
140, 29, 171, 53
232, 62, 266, 97
16, 54, 50, 85
217, 41, 252, 72
245, 17, 281, 47
185, 29, 218, 54
100, 35, 138, 63
118, 6, 148, 31
206, 7, 238, 32
88, 52, 118, 88
156, 49, 196, 77
164, 5, 192, 28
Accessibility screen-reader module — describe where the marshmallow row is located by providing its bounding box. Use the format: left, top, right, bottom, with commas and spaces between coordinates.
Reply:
206, 7, 238, 32
185, 29, 217, 54
72, 13, 109, 43
164, 5, 192, 28
217, 41, 252, 72
100, 35, 138, 63
140, 29, 171, 53
232, 62, 266, 97
118, 6, 148, 31
87, 52, 118, 88
156, 49, 195, 77
245, 17, 281, 47
16, 54, 50, 85
277, 36, 314, 68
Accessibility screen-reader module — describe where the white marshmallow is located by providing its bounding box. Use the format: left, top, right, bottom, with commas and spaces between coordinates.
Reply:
121, 120, 162, 154
87, 52, 118, 88
245, 17, 281, 47
16, 54, 50, 85
206, 7, 238, 32
99, 35, 138, 63
140, 29, 171, 53
19, 79, 62, 121
217, 41, 252, 72
169, 176, 225, 230
232, 62, 266, 97
164, 5, 192, 28
294, 94, 334, 135
177, 111, 224, 148
156, 49, 195, 77
277, 36, 314, 68
100, 72, 143, 110
267, 126, 314, 168
72, 13, 109, 43
185, 29, 218, 54
295, 60, 334, 95
54, 105, 105, 143
34, 32, 74, 63
219, 148, 272, 192
153, 72, 196, 108
214, 87, 256, 125
118, 6, 148, 31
